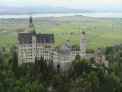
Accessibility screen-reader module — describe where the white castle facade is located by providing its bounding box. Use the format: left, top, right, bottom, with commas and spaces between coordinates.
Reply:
17, 16, 105, 72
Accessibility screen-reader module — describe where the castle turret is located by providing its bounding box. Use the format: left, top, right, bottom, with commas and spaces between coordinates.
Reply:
95, 48, 105, 64
80, 31, 86, 54
28, 14, 36, 35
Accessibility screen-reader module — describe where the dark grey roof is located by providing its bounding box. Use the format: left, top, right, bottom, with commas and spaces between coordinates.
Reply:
18, 33, 54, 44
82, 31, 86, 35
18, 33, 32, 44
95, 48, 102, 54
29, 15, 33, 24
36, 34, 54, 43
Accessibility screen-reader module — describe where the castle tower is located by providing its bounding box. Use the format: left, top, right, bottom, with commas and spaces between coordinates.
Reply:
28, 14, 36, 35
95, 48, 105, 64
80, 31, 86, 54
28, 14, 36, 61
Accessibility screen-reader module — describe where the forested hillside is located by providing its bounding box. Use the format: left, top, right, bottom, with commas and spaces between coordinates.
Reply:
0, 44, 122, 92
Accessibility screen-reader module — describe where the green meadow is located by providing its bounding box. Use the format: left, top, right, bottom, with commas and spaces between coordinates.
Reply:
0, 16, 122, 50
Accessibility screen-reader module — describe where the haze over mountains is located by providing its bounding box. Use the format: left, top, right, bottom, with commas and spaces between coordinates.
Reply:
0, 5, 94, 14
0, 5, 121, 14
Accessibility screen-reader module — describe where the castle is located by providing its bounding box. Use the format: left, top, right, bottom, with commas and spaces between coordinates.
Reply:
17, 15, 105, 72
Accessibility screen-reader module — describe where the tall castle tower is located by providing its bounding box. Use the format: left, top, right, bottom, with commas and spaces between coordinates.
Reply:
80, 31, 86, 54
29, 14, 37, 60
28, 14, 36, 35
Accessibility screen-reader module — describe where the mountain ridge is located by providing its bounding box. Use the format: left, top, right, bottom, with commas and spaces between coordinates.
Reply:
0, 5, 94, 14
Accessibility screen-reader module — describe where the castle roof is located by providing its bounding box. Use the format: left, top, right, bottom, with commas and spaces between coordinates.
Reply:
18, 33, 54, 44
95, 48, 102, 54
82, 31, 86, 35
18, 33, 32, 44
36, 34, 54, 43
18, 15, 54, 44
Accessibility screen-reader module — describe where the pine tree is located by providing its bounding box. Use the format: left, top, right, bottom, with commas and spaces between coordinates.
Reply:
11, 51, 19, 78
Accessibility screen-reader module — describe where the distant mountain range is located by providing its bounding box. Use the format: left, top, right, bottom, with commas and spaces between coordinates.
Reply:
0, 5, 94, 14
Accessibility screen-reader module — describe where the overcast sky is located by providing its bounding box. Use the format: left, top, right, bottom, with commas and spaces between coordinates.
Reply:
1, 0, 122, 10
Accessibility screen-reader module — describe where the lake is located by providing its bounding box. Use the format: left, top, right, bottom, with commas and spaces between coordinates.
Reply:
0, 12, 122, 18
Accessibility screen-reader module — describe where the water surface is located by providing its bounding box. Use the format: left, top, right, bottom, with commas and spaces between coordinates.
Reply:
0, 12, 122, 18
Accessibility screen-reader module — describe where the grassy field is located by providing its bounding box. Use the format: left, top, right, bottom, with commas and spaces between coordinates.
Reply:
0, 16, 122, 50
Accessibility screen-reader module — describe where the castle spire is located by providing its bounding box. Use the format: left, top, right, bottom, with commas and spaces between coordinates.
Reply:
29, 13, 33, 24
28, 13, 36, 35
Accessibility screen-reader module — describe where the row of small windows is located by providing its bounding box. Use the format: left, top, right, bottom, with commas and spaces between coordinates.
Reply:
21, 51, 50, 54
53, 57, 71, 61
65, 59, 70, 61
54, 52, 78, 56
20, 44, 51, 47
21, 54, 50, 57
21, 48, 50, 51
25, 58, 50, 60
82, 39, 86, 41
86, 54, 94, 57
72, 51, 79, 54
